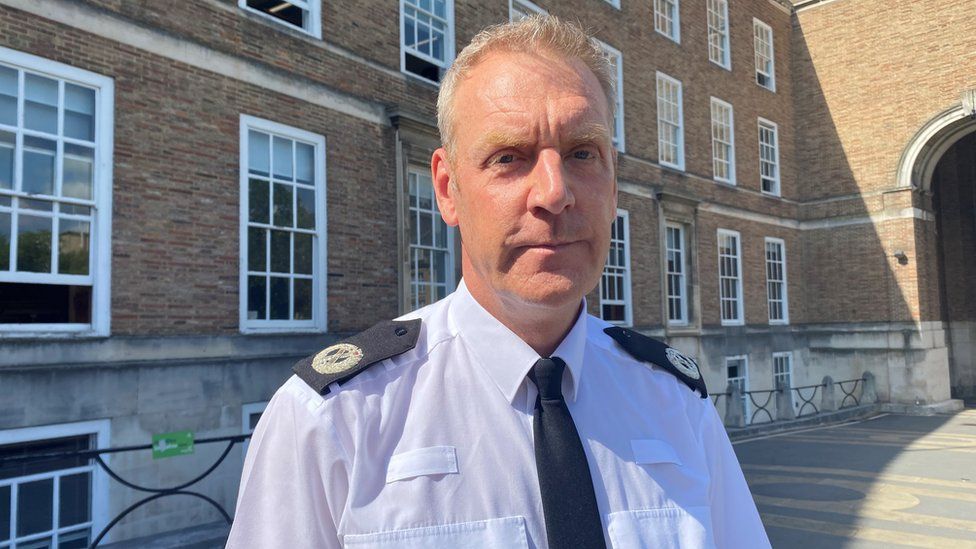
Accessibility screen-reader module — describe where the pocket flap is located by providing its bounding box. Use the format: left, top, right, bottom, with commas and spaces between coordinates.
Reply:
386, 446, 458, 483
344, 516, 529, 548
631, 439, 682, 466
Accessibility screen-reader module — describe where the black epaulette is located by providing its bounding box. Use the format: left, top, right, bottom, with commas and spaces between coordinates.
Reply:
604, 326, 708, 398
293, 319, 422, 395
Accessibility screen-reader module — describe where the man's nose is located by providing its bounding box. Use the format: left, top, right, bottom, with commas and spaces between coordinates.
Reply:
528, 149, 575, 214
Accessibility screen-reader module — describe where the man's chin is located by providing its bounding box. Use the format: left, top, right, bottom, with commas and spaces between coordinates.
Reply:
503, 272, 591, 310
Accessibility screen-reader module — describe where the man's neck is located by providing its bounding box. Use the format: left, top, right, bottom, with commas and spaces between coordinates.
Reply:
462, 275, 582, 358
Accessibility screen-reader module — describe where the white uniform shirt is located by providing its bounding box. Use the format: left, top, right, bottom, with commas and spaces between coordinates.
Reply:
228, 281, 770, 548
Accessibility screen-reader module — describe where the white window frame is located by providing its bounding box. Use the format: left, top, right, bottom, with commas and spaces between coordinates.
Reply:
0, 46, 114, 338
665, 222, 688, 326
408, 167, 456, 310
707, 0, 731, 70
604, 0, 621, 9
238, 0, 322, 39
239, 115, 327, 334
758, 117, 781, 196
0, 419, 111, 546
725, 355, 750, 422
509, 0, 545, 20
656, 72, 684, 171
773, 351, 795, 411
399, 0, 456, 85
654, 0, 681, 43
595, 40, 625, 153
753, 18, 776, 92
717, 229, 743, 326
710, 97, 736, 185
241, 401, 268, 459
764, 237, 789, 324
600, 209, 632, 327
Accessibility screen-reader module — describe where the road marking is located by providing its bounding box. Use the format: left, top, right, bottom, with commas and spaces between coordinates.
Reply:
741, 464, 976, 491
761, 514, 976, 548
774, 434, 976, 453
732, 415, 885, 445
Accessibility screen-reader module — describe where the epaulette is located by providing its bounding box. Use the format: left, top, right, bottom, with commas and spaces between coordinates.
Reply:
293, 319, 422, 395
604, 326, 708, 398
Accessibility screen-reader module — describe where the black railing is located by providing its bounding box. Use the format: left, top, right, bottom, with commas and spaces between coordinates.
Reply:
0, 433, 251, 548
714, 377, 867, 427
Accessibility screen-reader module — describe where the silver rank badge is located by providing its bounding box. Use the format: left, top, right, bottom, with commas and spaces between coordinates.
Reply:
665, 347, 701, 380
312, 343, 364, 375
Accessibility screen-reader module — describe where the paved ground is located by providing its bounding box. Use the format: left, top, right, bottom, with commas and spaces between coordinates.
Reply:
735, 408, 976, 548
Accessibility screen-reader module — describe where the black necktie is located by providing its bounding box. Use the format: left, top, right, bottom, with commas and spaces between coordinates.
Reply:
528, 357, 607, 549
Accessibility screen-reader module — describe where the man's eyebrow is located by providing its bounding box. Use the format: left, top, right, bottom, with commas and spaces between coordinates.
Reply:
564, 123, 612, 147
474, 130, 535, 153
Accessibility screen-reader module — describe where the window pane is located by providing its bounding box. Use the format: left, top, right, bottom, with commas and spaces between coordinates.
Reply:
248, 131, 269, 176
0, 283, 91, 324
58, 529, 91, 549
0, 212, 9, 271
23, 136, 57, 195
62, 144, 94, 201
246, 0, 307, 30
248, 178, 269, 224
294, 278, 312, 320
17, 215, 52, 273
0, 65, 16, 126
247, 275, 266, 320
59, 473, 91, 527
0, 484, 9, 541
419, 212, 432, 246
269, 276, 289, 320
272, 136, 293, 180
64, 84, 95, 141
18, 478, 53, 536
0, 130, 13, 190
273, 183, 293, 227
58, 218, 90, 275
433, 249, 446, 284
296, 188, 314, 229
294, 232, 312, 275
270, 230, 289, 273
24, 73, 58, 135
295, 142, 314, 185
248, 227, 266, 271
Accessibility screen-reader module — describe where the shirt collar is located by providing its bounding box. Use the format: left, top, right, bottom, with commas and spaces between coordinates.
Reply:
447, 279, 589, 404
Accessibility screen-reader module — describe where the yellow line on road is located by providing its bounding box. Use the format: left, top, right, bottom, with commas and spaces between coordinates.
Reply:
761, 514, 976, 548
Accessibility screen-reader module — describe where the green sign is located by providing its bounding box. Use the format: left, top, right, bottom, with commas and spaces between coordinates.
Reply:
152, 430, 194, 459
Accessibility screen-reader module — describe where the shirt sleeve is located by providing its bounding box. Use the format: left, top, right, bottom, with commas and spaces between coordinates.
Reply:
699, 402, 771, 549
226, 378, 348, 549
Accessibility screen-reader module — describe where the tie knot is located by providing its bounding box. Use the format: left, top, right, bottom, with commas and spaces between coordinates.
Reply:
529, 357, 567, 400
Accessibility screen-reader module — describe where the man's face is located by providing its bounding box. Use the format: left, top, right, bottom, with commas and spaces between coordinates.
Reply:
433, 49, 618, 312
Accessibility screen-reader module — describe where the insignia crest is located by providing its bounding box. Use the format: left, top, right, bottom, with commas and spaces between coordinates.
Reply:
665, 347, 701, 380
312, 343, 364, 375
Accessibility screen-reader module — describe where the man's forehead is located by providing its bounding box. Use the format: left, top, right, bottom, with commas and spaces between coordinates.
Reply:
460, 49, 604, 106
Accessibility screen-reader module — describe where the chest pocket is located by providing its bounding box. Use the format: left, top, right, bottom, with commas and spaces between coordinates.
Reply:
385, 446, 458, 483
607, 507, 715, 549
631, 439, 682, 466
343, 516, 529, 548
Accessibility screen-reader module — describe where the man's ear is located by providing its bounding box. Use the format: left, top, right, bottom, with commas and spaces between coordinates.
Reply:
431, 147, 459, 227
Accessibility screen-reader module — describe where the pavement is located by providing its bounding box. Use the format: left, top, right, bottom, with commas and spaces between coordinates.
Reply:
735, 408, 976, 548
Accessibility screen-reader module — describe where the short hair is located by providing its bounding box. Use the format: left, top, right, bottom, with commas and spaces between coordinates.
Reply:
436, 15, 617, 161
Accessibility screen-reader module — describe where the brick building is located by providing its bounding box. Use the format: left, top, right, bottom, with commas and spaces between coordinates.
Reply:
0, 0, 972, 543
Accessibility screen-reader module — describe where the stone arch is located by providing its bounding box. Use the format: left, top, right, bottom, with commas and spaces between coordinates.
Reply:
897, 103, 976, 193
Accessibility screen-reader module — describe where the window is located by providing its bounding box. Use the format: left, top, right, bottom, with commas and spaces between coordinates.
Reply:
408, 169, 455, 310
240, 115, 326, 333
665, 223, 687, 325
654, 0, 680, 43
656, 73, 683, 170
401, 0, 454, 84
0, 420, 109, 548
241, 401, 268, 458
710, 98, 735, 184
773, 352, 795, 411
765, 237, 788, 324
754, 19, 775, 91
595, 40, 625, 152
717, 229, 743, 325
707, 0, 730, 69
238, 0, 322, 38
601, 210, 631, 326
758, 118, 780, 195
509, 0, 545, 20
0, 47, 113, 336
726, 356, 749, 421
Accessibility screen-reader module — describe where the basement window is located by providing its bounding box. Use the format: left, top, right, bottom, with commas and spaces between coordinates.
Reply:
240, 0, 322, 39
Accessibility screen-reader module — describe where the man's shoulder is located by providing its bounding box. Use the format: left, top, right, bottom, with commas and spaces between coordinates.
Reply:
587, 316, 708, 399
291, 296, 454, 396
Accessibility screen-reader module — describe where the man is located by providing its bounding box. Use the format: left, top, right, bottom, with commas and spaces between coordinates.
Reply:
228, 15, 769, 548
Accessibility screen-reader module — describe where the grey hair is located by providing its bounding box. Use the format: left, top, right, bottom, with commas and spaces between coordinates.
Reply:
436, 14, 617, 161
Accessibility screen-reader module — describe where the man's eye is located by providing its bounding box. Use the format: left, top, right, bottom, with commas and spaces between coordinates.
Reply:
496, 154, 516, 164
572, 149, 595, 160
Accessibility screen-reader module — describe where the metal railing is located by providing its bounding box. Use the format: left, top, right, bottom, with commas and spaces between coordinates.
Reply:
0, 433, 251, 548
712, 373, 874, 427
